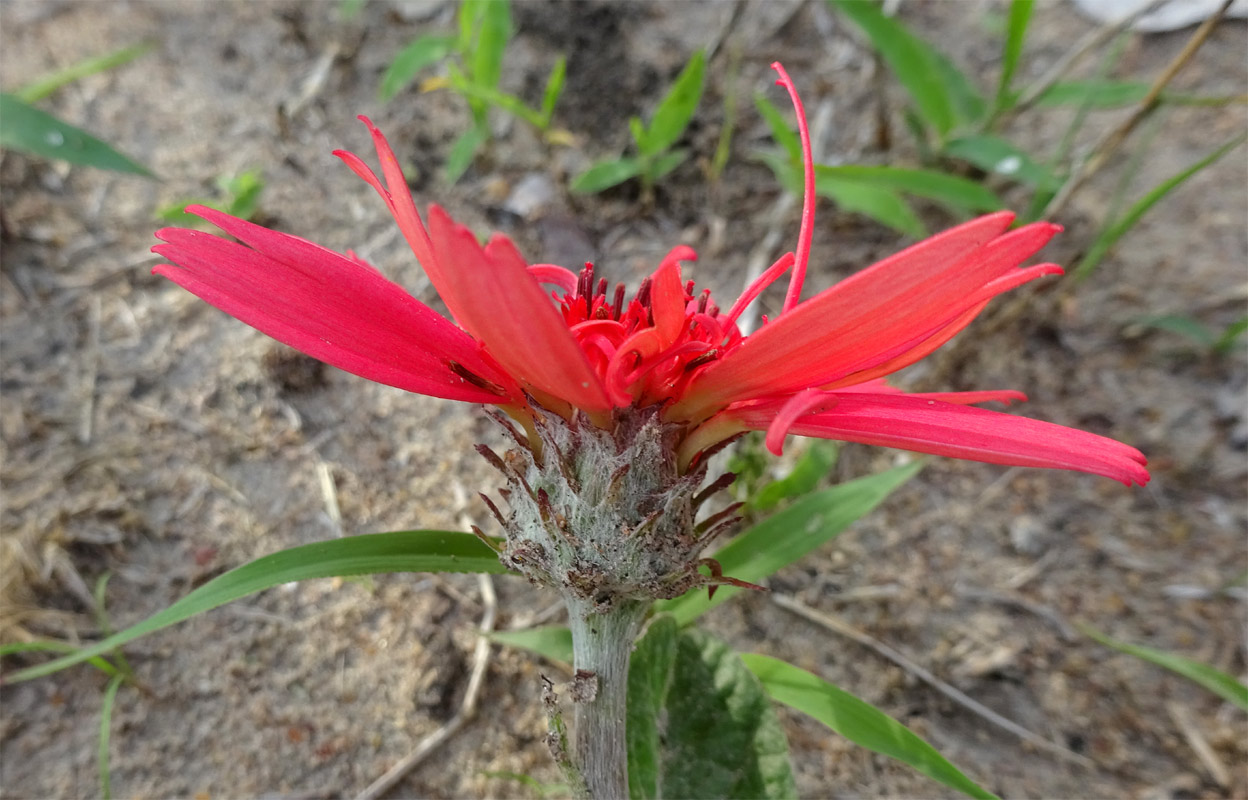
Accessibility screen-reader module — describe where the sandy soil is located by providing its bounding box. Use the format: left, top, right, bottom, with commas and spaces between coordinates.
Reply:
1, 1, 1245, 798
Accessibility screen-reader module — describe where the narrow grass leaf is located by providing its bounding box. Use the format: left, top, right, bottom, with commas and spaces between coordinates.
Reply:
98, 673, 125, 800
0, 93, 153, 176
1073, 134, 1245, 282
815, 164, 1002, 212
995, 0, 1034, 112
1080, 626, 1248, 710
540, 56, 567, 127
657, 461, 923, 626
444, 123, 490, 183
379, 35, 456, 103
943, 134, 1059, 190
16, 41, 154, 104
639, 629, 797, 799
817, 177, 927, 237
488, 626, 573, 666
463, 0, 511, 89
571, 157, 643, 194
1130, 314, 1216, 348
649, 149, 688, 181
749, 442, 839, 513
754, 93, 801, 163
642, 50, 706, 157
743, 655, 998, 800
829, 0, 959, 136
1031, 80, 1151, 109
6, 531, 506, 682
1214, 316, 1248, 355
0, 641, 120, 677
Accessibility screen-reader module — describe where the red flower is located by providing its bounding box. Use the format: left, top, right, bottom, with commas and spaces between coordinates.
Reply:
152, 64, 1148, 487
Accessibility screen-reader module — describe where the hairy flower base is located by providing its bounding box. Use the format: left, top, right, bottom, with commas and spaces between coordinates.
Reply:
478, 406, 743, 608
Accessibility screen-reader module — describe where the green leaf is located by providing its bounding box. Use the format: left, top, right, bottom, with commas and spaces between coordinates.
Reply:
829, 0, 961, 136
0, 640, 120, 677
817, 177, 927, 237
743, 655, 999, 800
98, 672, 125, 800
749, 442, 839, 513
1072, 133, 1246, 282
570, 157, 644, 194
378, 35, 456, 103
15, 41, 155, 104
657, 461, 923, 626
628, 116, 649, 153
753, 93, 802, 163
641, 50, 706, 157
1214, 316, 1248, 355
943, 134, 1060, 190
0, 93, 154, 176
627, 615, 680, 799
444, 123, 490, 184
5, 531, 506, 683
648, 149, 688, 182
466, 0, 511, 90
488, 625, 573, 665
631, 627, 797, 799
539, 56, 567, 128
995, 0, 1034, 112
1079, 626, 1248, 710
814, 164, 1003, 213
1031, 79, 1150, 109
1130, 314, 1216, 348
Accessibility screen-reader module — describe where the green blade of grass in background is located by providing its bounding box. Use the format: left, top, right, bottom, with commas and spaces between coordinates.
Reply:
817, 177, 927, 237
5, 531, 507, 682
571, 157, 644, 193
98, 673, 125, 800
942, 133, 1060, 190
488, 626, 574, 666
657, 460, 923, 625
0, 641, 121, 677
0, 93, 154, 176
1079, 625, 1248, 710
742, 655, 999, 800
754, 93, 804, 163
539, 56, 567, 128
815, 164, 1003, 213
15, 41, 154, 104
1072, 133, 1246, 282
994, 0, 1034, 114
378, 35, 456, 103
640, 50, 706, 158
466, 0, 511, 90
444, 122, 490, 183
829, 0, 965, 136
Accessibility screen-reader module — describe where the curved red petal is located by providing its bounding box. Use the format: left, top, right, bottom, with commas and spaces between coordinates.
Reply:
426, 207, 611, 412
153, 208, 518, 404
732, 392, 1150, 486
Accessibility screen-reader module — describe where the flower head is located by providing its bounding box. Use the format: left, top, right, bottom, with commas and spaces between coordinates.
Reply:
152, 64, 1148, 488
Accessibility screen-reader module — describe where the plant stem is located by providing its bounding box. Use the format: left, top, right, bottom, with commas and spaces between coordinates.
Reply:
566, 598, 648, 800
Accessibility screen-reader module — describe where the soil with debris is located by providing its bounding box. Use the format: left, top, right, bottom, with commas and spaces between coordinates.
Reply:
2, 1, 1245, 798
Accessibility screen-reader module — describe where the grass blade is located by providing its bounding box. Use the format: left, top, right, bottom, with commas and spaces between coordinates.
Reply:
488, 626, 573, 666
995, 0, 1034, 113
0, 93, 154, 176
444, 123, 490, 183
754, 93, 802, 163
378, 35, 456, 103
98, 673, 125, 800
943, 133, 1060, 190
1072, 133, 1246, 282
1080, 625, 1248, 710
657, 461, 922, 625
641, 50, 706, 157
743, 655, 998, 800
5, 531, 506, 682
829, 0, 963, 136
467, 0, 511, 89
539, 56, 567, 128
815, 164, 1002, 213
817, 177, 927, 237
570, 157, 643, 194
16, 42, 154, 104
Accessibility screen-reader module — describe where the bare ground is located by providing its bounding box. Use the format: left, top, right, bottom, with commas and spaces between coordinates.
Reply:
1, 1, 1245, 798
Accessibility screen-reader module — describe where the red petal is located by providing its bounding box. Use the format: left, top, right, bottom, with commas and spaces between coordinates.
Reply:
731, 392, 1150, 486
673, 215, 1056, 421
650, 246, 695, 348
153, 207, 518, 404
426, 207, 611, 411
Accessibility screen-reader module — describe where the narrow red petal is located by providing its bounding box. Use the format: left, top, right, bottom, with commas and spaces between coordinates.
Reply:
650, 247, 695, 348
764, 388, 837, 455
426, 207, 611, 411
731, 392, 1150, 486
673, 215, 1055, 422
770, 62, 815, 314
153, 209, 518, 404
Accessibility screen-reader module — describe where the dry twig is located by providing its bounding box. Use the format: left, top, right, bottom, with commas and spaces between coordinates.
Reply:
353, 573, 498, 800
1166, 701, 1230, 788
771, 593, 1097, 768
